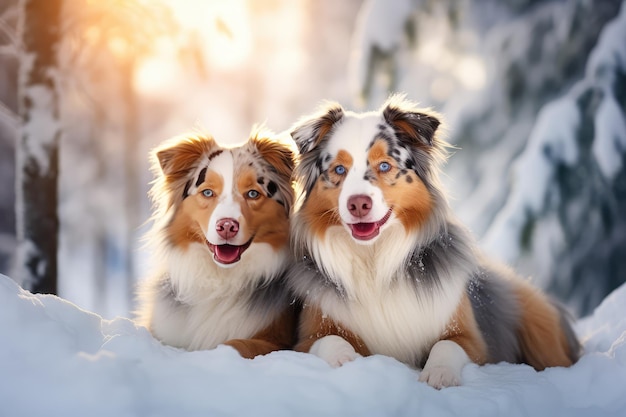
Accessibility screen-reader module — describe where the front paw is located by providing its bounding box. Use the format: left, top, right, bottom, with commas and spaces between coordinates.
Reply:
310, 335, 362, 367
419, 365, 461, 389
419, 340, 470, 389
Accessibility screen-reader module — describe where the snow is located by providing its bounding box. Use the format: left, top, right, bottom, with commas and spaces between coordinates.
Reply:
593, 92, 626, 180
483, 98, 580, 263
1, 273, 626, 416
20, 81, 62, 175
349, 0, 414, 103
586, 0, 626, 84
588, 1, 626, 180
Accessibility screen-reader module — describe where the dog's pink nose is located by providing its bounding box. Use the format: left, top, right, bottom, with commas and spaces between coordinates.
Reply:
347, 195, 372, 218
215, 218, 239, 239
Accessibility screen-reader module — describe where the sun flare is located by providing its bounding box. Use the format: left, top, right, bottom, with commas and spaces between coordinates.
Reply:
135, 0, 252, 95
165, 0, 252, 69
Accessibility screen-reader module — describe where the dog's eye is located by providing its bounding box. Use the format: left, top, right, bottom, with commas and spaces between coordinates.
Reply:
379, 162, 391, 173
334, 165, 346, 175
246, 190, 260, 199
202, 189, 214, 198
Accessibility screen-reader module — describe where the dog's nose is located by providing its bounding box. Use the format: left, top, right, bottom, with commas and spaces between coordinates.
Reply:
347, 195, 372, 218
215, 218, 239, 239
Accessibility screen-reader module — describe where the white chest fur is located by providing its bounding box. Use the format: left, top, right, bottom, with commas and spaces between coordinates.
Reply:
150, 288, 269, 351
311, 225, 469, 365
147, 242, 286, 351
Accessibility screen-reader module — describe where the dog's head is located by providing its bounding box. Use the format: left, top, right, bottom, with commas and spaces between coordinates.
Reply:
291, 94, 447, 245
151, 128, 294, 267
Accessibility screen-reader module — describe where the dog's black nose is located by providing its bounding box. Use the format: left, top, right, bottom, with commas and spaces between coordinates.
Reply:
347, 195, 372, 218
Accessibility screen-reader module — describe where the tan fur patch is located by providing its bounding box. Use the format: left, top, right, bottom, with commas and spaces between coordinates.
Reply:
223, 304, 298, 359
442, 293, 488, 364
295, 304, 370, 356
300, 183, 341, 238
167, 170, 224, 248
156, 135, 217, 178
237, 168, 290, 250
299, 150, 353, 238
328, 150, 354, 184
515, 280, 574, 370
368, 139, 433, 231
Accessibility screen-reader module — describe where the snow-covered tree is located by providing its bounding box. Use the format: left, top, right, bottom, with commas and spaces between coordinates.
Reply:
483, 3, 626, 314
14, 0, 63, 293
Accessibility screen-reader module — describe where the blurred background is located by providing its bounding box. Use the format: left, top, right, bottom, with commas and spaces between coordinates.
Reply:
0, 0, 624, 319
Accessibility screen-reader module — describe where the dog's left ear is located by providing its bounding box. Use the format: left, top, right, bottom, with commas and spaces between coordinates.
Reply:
382, 96, 441, 147
252, 134, 295, 181
251, 130, 296, 213
290, 102, 345, 154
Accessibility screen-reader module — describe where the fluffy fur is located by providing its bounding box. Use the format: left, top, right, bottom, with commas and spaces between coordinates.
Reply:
288, 95, 581, 388
136, 129, 298, 358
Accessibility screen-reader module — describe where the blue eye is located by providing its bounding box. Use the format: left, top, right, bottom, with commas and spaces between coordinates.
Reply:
202, 189, 214, 198
334, 165, 346, 175
246, 190, 260, 199
379, 162, 391, 173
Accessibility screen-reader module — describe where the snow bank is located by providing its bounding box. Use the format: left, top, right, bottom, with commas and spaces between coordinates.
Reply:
1, 274, 625, 416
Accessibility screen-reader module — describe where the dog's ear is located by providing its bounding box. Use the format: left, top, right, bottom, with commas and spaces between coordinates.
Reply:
250, 129, 296, 214
382, 95, 441, 147
290, 103, 344, 154
251, 132, 295, 181
154, 134, 218, 178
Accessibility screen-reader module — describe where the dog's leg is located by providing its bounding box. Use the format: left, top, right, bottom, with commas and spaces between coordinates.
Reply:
223, 338, 286, 359
514, 280, 579, 369
309, 335, 362, 367
419, 340, 469, 389
420, 293, 488, 388
223, 305, 298, 359
295, 305, 370, 367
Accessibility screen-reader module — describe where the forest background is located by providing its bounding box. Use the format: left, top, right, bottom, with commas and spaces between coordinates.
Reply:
0, 0, 624, 319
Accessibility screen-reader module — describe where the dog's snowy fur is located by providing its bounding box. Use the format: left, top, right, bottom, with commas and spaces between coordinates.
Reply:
288, 95, 581, 388
136, 129, 297, 358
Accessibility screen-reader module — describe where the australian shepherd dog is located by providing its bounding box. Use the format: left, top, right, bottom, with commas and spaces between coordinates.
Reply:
136, 129, 297, 358
287, 95, 580, 388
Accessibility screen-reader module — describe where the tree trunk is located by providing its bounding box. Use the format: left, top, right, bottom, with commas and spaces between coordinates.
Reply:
15, 0, 62, 293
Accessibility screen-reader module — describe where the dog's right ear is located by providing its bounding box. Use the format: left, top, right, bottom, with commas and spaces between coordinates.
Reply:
154, 134, 218, 179
290, 103, 344, 154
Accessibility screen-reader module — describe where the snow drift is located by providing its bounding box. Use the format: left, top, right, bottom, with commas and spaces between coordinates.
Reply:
1, 273, 625, 416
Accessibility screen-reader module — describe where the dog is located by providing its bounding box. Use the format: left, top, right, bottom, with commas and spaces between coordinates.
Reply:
136, 128, 297, 358
287, 95, 581, 388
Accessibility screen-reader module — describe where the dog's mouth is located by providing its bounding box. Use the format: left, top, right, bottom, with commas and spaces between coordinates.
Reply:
207, 238, 253, 265
349, 208, 392, 241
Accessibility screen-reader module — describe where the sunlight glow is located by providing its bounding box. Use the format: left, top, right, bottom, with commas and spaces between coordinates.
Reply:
455, 55, 487, 90
134, 44, 180, 96
418, 39, 487, 97
164, 0, 252, 70
134, 0, 253, 95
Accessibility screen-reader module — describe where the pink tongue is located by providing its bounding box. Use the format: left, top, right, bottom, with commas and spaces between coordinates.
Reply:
214, 245, 240, 263
351, 222, 378, 238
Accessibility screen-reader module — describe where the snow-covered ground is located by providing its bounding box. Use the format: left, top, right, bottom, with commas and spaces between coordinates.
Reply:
1, 274, 625, 416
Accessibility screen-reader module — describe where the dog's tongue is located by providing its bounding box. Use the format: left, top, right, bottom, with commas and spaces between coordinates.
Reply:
350, 222, 379, 240
214, 244, 241, 264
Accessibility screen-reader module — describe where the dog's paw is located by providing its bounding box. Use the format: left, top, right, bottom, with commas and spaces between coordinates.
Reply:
419, 365, 461, 389
419, 340, 470, 389
309, 335, 362, 368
